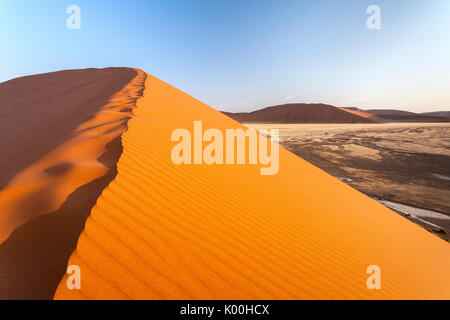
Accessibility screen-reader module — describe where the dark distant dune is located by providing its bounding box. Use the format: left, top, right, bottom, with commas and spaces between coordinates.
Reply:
340, 107, 450, 123
224, 104, 450, 124
223, 103, 378, 123
367, 109, 417, 115
421, 111, 450, 118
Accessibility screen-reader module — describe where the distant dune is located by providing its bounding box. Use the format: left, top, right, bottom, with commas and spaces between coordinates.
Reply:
223, 103, 378, 124
225, 104, 450, 124
0, 69, 449, 300
340, 107, 450, 123
366, 109, 450, 123
421, 111, 450, 118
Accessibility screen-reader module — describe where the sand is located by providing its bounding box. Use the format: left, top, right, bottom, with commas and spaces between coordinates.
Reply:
338, 107, 374, 118
224, 103, 377, 123
53, 73, 450, 299
339, 108, 450, 123
0, 68, 146, 299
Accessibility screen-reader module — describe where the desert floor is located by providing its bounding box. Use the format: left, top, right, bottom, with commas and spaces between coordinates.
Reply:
246, 123, 450, 240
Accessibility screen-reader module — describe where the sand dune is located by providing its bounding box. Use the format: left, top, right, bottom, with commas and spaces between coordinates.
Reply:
54, 73, 450, 299
341, 107, 450, 123
224, 103, 378, 124
367, 109, 450, 123
338, 107, 374, 118
0, 68, 146, 299
421, 111, 450, 118
227, 105, 450, 124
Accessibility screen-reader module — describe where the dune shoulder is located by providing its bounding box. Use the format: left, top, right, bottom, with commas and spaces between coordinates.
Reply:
0, 68, 146, 299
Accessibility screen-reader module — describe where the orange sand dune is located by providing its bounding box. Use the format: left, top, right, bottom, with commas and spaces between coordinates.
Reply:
55, 73, 449, 300
338, 107, 374, 118
0, 68, 146, 299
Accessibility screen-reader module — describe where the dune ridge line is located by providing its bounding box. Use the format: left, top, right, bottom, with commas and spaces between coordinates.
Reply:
0, 68, 146, 299
54, 72, 449, 300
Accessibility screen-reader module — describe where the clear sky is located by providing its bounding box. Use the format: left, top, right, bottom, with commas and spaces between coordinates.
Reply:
0, 0, 449, 112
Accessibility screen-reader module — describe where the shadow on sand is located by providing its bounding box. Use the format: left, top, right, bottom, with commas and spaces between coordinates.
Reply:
0, 137, 121, 299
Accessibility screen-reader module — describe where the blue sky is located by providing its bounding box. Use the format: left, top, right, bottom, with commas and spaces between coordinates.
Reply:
0, 0, 449, 112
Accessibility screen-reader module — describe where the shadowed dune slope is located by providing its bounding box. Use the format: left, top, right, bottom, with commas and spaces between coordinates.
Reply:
367, 109, 450, 123
340, 107, 450, 123
0, 68, 146, 299
56, 74, 449, 299
421, 111, 450, 118
224, 103, 378, 124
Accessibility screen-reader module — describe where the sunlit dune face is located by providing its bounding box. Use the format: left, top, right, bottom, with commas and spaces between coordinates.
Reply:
338, 107, 374, 119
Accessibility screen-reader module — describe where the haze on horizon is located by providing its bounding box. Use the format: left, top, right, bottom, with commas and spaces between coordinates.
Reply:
0, 0, 449, 113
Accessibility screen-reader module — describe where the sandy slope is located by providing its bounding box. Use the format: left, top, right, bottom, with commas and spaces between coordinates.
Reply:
338, 107, 374, 118
55, 73, 449, 299
0, 68, 146, 299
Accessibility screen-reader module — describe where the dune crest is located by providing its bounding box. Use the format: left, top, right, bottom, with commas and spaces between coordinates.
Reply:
0, 68, 146, 299
55, 73, 449, 300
